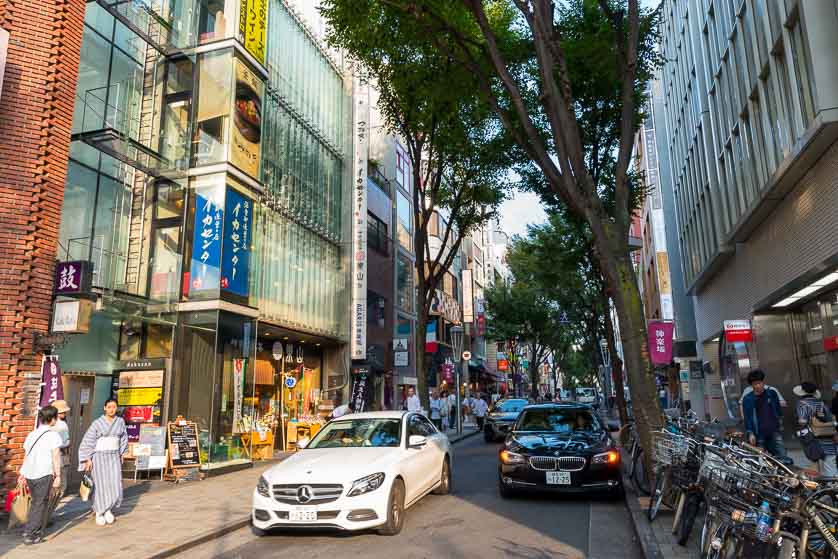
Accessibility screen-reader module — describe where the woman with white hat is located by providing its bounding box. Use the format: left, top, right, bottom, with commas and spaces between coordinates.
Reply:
795, 381, 838, 476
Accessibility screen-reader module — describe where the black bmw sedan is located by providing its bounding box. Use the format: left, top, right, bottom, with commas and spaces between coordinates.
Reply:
498, 403, 623, 498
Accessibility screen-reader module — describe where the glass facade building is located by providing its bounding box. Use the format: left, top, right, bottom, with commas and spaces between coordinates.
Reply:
55, 0, 351, 470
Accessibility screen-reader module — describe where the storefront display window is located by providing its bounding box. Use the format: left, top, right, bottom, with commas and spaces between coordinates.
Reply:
172, 310, 256, 468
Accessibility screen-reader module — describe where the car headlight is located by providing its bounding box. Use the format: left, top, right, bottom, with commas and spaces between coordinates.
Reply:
257, 475, 271, 498
499, 450, 526, 465
592, 450, 620, 465
347, 472, 386, 497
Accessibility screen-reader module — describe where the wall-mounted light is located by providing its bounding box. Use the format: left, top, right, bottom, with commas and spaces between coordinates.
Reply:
772, 271, 838, 308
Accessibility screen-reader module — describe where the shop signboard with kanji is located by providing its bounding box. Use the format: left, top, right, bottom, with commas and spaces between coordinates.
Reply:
221, 187, 252, 296
647, 321, 674, 366
238, 0, 268, 65
723, 320, 753, 343
189, 192, 223, 295
54, 260, 91, 295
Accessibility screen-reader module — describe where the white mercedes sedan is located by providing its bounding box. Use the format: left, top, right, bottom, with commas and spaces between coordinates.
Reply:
252, 411, 452, 536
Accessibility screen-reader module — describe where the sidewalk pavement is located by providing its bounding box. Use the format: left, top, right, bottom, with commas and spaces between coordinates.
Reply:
0, 426, 479, 559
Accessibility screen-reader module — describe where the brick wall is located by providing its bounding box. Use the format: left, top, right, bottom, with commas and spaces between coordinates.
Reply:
0, 0, 85, 491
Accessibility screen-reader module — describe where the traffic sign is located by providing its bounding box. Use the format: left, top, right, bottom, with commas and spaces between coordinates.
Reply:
559, 311, 570, 325
284, 375, 297, 389
462, 351, 472, 361
393, 338, 408, 351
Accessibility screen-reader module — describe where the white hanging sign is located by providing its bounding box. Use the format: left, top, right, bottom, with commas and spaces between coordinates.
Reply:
350, 64, 370, 360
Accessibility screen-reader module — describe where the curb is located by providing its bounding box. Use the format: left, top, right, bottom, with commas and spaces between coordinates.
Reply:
622, 478, 664, 559
143, 430, 481, 558
146, 517, 251, 559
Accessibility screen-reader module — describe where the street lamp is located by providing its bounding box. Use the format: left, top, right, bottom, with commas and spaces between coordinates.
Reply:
450, 325, 464, 436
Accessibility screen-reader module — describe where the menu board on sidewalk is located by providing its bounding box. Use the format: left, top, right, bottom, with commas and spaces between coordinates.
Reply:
167, 421, 201, 468
135, 425, 166, 471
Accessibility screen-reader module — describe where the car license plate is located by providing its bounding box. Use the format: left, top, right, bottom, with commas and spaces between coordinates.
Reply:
289, 507, 317, 522
546, 471, 571, 485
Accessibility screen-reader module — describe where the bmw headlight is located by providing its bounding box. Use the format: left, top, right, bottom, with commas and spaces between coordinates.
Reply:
499, 450, 526, 465
592, 450, 620, 465
347, 472, 386, 497
257, 475, 270, 498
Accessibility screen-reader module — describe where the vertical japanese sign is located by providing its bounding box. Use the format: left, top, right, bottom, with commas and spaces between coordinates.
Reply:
232, 358, 245, 433
462, 269, 474, 323
648, 321, 675, 366
238, 0, 268, 65
230, 59, 263, 180
221, 187, 252, 296
350, 66, 370, 360
38, 355, 64, 410
189, 193, 223, 294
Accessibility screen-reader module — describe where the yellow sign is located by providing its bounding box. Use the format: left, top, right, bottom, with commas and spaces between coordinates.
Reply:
239, 0, 268, 65
230, 58, 263, 179
118, 387, 163, 406
656, 252, 671, 294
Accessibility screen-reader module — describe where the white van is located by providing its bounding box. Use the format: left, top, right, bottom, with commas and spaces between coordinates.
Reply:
576, 387, 597, 405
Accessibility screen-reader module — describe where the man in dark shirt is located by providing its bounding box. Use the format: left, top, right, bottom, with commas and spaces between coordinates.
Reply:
742, 369, 786, 458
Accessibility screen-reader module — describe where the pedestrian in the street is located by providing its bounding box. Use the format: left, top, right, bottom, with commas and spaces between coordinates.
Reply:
794, 381, 837, 476
429, 390, 443, 431
44, 399, 72, 527
742, 369, 787, 459
19, 405, 63, 545
78, 398, 128, 526
472, 393, 489, 431
405, 386, 422, 412
439, 390, 449, 431
448, 390, 457, 429
331, 401, 353, 419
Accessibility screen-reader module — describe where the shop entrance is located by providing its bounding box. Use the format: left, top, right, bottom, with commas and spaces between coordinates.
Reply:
62, 373, 96, 487
254, 324, 330, 457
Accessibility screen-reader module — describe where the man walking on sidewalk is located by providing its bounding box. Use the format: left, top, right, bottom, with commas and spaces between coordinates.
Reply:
472, 393, 488, 431
742, 369, 787, 459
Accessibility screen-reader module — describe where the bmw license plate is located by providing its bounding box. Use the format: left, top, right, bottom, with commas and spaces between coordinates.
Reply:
289, 507, 317, 522
546, 471, 571, 485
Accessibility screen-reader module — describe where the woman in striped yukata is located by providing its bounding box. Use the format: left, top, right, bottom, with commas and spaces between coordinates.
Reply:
78, 398, 128, 526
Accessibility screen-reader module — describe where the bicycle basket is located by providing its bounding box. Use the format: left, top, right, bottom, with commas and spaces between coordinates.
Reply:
653, 431, 690, 466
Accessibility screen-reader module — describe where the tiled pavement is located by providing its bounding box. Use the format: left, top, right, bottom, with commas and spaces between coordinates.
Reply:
0, 427, 479, 559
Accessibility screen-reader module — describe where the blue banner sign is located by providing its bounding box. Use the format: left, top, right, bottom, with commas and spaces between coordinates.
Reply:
190, 193, 223, 294
221, 187, 252, 297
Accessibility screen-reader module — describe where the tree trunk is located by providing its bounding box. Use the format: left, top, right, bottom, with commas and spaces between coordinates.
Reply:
600, 250, 661, 477
529, 347, 540, 400
415, 291, 430, 413
602, 294, 629, 426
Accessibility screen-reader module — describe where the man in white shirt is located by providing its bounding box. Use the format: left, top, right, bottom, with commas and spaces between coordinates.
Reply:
405, 387, 422, 412
472, 394, 489, 430
331, 402, 352, 419
20, 405, 63, 544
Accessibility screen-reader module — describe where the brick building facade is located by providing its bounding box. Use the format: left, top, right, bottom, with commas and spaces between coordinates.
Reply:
0, 0, 85, 491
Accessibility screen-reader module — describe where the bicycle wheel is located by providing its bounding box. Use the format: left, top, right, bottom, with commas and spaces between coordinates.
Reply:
678, 493, 702, 546
700, 509, 721, 559
648, 468, 668, 522
633, 449, 650, 495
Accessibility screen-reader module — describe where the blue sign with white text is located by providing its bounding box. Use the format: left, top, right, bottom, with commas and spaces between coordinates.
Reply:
221, 187, 252, 297
190, 193, 223, 294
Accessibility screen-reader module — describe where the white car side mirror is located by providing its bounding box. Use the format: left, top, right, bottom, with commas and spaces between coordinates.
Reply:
297, 438, 309, 449
408, 435, 427, 448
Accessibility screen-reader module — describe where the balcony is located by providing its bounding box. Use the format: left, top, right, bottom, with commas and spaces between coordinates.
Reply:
72, 83, 184, 179
89, 0, 186, 56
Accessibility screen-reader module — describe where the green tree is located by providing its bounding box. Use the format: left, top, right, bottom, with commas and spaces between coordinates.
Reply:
321, 6, 510, 410
321, 0, 663, 463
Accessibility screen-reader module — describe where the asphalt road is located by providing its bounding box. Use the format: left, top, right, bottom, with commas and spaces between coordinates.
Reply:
180, 435, 643, 559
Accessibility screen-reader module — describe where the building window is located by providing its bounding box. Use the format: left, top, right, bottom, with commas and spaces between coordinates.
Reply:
789, 19, 815, 130
367, 213, 388, 255
397, 191, 412, 251
368, 291, 386, 327
397, 253, 414, 313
